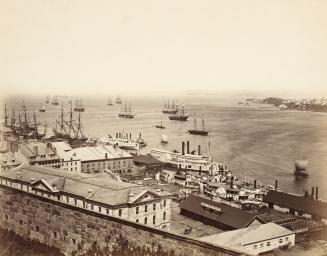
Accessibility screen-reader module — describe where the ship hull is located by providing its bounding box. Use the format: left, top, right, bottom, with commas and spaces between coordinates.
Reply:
163, 110, 178, 114
155, 125, 165, 129
168, 116, 189, 121
74, 108, 85, 112
118, 114, 134, 118
188, 129, 208, 136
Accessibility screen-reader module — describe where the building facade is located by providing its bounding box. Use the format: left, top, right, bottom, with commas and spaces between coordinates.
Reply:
0, 164, 172, 230
68, 145, 133, 174
199, 223, 295, 255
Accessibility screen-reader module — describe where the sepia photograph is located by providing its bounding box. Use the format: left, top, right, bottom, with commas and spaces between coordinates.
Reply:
0, 0, 327, 255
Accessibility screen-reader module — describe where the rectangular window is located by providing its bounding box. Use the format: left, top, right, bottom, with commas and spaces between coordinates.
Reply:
153, 215, 156, 225
153, 204, 156, 211
260, 243, 264, 248
279, 239, 283, 243
106, 209, 109, 215
267, 242, 270, 246
253, 244, 257, 249
136, 207, 139, 214
36, 226, 40, 232
83, 201, 86, 208
145, 205, 148, 212
163, 212, 166, 220
99, 207, 101, 213
163, 200, 166, 207
285, 237, 289, 241
74, 199, 77, 205
144, 217, 147, 224
136, 219, 139, 223
91, 205, 94, 210
119, 209, 122, 217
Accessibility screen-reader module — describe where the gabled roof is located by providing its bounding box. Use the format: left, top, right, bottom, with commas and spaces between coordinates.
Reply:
133, 155, 162, 165
180, 194, 260, 229
263, 190, 327, 218
69, 145, 131, 162
199, 223, 294, 249
1, 164, 171, 206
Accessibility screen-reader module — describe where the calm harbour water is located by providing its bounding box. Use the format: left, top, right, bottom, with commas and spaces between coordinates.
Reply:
2, 95, 327, 200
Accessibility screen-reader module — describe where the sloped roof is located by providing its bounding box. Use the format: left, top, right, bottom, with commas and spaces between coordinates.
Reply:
133, 155, 162, 164
180, 194, 259, 229
69, 145, 131, 162
199, 223, 294, 249
1, 164, 171, 206
263, 190, 327, 218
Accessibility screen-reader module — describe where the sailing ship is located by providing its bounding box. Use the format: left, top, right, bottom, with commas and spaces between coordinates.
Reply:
155, 118, 165, 129
116, 96, 122, 104
100, 132, 146, 150
107, 98, 113, 106
39, 104, 46, 112
162, 99, 178, 114
51, 96, 59, 105
3, 102, 45, 139
53, 103, 88, 144
73, 99, 85, 112
161, 134, 168, 144
118, 103, 135, 118
45, 96, 50, 104
168, 105, 190, 121
188, 118, 209, 136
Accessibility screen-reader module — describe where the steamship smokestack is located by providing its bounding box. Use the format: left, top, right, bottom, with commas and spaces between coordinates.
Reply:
254, 179, 257, 189
187, 141, 190, 154
182, 142, 185, 155
275, 180, 278, 190
198, 145, 201, 156
316, 186, 319, 200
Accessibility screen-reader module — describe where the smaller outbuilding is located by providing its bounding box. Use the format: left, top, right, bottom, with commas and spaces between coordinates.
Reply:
199, 223, 295, 256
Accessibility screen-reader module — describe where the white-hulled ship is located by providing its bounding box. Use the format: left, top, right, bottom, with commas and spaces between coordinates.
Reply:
150, 141, 228, 174
294, 159, 309, 177
100, 132, 146, 150
118, 103, 135, 118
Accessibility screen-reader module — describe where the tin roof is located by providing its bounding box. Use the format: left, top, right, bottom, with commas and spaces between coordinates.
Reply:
180, 194, 260, 229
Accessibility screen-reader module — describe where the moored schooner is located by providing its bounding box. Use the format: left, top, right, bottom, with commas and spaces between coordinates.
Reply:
118, 103, 135, 118
188, 118, 209, 136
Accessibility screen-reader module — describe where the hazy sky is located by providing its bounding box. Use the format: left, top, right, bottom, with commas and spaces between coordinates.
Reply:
1, 0, 327, 97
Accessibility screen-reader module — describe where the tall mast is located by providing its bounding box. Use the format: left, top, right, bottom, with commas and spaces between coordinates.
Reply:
11, 108, 16, 128
22, 101, 28, 135
202, 119, 205, 131
33, 111, 38, 137
4, 104, 8, 126
194, 117, 197, 129
129, 103, 131, 114
69, 101, 73, 134
172, 100, 174, 110
18, 113, 22, 136
167, 99, 170, 108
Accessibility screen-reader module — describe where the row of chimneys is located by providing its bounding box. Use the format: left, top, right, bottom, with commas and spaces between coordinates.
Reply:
116, 133, 132, 139
252, 179, 278, 190
181, 141, 201, 156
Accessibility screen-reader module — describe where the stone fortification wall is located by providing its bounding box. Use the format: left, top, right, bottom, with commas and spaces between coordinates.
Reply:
0, 185, 246, 256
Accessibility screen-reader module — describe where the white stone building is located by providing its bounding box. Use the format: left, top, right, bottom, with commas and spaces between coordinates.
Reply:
0, 164, 172, 230
199, 223, 295, 255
